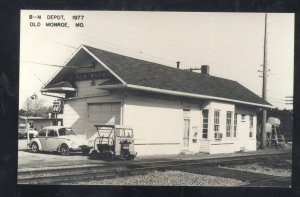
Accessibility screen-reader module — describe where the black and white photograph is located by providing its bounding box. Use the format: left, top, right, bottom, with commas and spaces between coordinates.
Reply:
18, 10, 294, 187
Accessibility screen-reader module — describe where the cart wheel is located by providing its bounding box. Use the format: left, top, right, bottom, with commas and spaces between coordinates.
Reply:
90, 150, 98, 160
126, 155, 135, 160
104, 152, 114, 161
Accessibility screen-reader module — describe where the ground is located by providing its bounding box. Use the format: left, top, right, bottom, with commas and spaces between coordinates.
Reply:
18, 138, 292, 186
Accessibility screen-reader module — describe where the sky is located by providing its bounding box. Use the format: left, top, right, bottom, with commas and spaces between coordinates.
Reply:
19, 11, 294, 110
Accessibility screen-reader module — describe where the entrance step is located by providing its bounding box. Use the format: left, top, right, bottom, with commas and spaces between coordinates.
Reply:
180, 149, 195, 155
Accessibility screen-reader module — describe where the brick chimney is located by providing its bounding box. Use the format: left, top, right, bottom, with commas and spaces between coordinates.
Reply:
201, 65, 210, 75
176, 61, 180, 69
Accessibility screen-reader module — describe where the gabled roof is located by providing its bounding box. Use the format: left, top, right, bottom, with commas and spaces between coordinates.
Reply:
44, 45, 272, 108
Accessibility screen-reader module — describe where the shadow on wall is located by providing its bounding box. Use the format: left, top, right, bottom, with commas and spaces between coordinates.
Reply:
63, 101, 120, 140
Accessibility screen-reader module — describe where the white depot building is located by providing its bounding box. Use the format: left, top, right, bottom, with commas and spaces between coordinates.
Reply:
41, 45, 272, 155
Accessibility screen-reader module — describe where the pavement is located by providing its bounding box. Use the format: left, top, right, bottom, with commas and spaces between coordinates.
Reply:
18, 142, 292, 170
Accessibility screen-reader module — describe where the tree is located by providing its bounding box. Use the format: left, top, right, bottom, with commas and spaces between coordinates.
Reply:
257, 108, 293, 142
19, 98, 52, 118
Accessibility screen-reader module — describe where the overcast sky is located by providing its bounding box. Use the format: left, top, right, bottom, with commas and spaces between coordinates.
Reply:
20, 11, 294, 110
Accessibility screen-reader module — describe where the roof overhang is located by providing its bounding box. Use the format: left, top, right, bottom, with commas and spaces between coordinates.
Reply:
126, 84, 273, 108
95, 83, 273, 108
95, 84, 126, 89
96, 84, 274, 108
41, 87, 77, 93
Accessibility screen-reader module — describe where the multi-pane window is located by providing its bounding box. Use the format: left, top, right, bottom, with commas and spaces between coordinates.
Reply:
214, 110, 221, 139
226, 111, 232, 137
233, 113, 237, 138
249, 115, 254, 138
202, 110, 209, 139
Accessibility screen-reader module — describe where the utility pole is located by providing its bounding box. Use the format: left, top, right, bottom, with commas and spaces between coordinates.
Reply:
261, 13, 268, 149
26, 93, 38, 149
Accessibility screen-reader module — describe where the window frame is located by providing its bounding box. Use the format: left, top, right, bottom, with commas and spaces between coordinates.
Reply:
38, 129, 47, 137
233, 113, 238, 138
226, 111, 232, 138
249, 115, 254, 138
47, 129, 58, 137
214, 110, 222, 140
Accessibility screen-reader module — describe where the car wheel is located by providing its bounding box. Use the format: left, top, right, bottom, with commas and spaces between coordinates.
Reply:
60, 144, 70, 156
82, 148, 90, 156
31, 142, 39, 153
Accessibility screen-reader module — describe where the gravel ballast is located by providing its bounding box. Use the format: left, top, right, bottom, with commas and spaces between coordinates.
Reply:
220, 162, 291, 177
72, 170, 247, 186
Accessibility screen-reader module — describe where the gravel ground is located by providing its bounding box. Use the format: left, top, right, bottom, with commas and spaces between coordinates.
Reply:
220, 162, 291, 177
72, 170, 247, 186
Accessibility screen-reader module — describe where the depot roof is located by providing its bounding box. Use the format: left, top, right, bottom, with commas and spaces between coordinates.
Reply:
43, 45, 272, 108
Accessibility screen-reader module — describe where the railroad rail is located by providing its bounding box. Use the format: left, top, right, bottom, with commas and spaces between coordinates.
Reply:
18, 152, 291, 184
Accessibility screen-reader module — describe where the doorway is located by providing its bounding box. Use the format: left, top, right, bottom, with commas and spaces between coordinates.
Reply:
183, 118, 190, 147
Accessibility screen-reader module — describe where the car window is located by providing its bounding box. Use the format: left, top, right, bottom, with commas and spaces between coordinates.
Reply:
116, 128, 133, 137
58, 128, 76, 136
47, 129, 58, 137
38, 129, 46, 137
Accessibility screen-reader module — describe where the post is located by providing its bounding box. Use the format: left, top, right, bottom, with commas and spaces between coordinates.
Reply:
261, 13, 268, 149
26, 93, 38, 149
26, 100, 30, 149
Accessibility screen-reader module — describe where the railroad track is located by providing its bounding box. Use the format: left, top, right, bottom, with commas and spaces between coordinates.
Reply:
18, 152, 291, 184
244, 176, 291, 187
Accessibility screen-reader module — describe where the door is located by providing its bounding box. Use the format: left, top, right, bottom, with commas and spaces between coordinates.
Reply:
240, 114, 247, 149
38, 129, 47, 149
87, 102, 121, 139
183, 119, 190, 147
45, 129, 59, 151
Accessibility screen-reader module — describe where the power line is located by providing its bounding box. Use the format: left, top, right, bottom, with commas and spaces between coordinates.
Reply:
29, 68, 46, 86
267, 97, 285, 101
49, 40, 77, 49
21, 60, 66, 68
84, 17, 265, 70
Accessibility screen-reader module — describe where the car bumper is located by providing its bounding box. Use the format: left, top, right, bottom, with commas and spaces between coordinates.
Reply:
70, 145, 92, 152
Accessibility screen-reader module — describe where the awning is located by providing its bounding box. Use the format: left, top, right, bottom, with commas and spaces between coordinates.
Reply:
41, 81, 76, 93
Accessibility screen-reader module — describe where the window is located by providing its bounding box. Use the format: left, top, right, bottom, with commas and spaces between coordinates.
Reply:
233, 113, 237, 137
214, 110, 221, 139
116, 128, 133, 137
241, 114, 246, 122
202, 110, 209, 139
183, 109, 191, 118
226, 111, 232, 138
38, 129, 46, 137
47, 129, 58, 137
58, 128, 76, 136
249, 115, 254, 138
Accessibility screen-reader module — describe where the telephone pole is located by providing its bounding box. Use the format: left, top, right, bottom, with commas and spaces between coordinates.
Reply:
261, 13, 268, 149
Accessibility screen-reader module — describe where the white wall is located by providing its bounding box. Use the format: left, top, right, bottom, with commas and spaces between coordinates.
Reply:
75, 79, 110, 97
123, 94, 183, 155
62, 89, 258, 155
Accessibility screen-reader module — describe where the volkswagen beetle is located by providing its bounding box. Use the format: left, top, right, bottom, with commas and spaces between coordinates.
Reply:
29, 126, 92, 156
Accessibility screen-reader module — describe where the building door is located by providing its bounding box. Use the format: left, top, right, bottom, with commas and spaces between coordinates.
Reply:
240, 114, 247, 150
183, 119, 190, 147
87, 102, 121, 139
